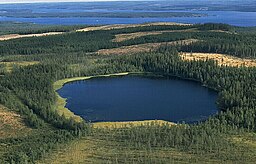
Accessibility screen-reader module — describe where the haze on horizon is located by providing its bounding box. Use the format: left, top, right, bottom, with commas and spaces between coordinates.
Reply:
0, 0, 151, 4
0, 0, 246, 4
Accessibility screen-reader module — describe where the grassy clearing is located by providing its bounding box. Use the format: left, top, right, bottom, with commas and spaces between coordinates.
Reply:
37, 136, 215, 164
0, 105, 31, 139
76, 22, 190, 32
98, 39, 197, 55
0, 32, 63, 41
93, 120, 175, 129
0, 61, 39, 72
232, 133, 256, 148
98, 44, 256, 68
113, 29, 197, 42
180, 52, 256, 67
39, 130, 256, 164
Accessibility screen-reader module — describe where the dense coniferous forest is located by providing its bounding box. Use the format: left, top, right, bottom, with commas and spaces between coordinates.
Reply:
0, 23, 256, 163
0, 22, 88, 35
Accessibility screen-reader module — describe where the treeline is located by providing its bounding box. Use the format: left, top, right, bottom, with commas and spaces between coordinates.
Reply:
105, 47, 256, 130
110, 23, 233, 34
1, 130, 75, 164
17, 25, 87, 35
0, 23, 242, 57
197, 23, 234, 31
0, 64, 7, 75
119, 31, 256, 58
0, 63, 90, 132
0, 31, 116, 55
0, 63, 91, 163
110, 24, 195, 34
179, 37, 256, 58
0, 22, 87, 35
93, 116, 256, 163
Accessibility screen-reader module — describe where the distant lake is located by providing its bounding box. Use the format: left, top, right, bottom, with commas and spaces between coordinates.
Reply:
0, 1, 256, 27
57, 76, 218, 123
0, 10, 256, 27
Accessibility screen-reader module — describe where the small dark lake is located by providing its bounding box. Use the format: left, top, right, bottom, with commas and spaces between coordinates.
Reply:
57, 75, 218, 123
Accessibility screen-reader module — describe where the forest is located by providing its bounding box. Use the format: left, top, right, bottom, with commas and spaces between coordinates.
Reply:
0, 23, 256, 163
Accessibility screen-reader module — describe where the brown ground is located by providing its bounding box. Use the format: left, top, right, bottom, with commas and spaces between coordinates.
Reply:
180, 52, 256, 67
0, 105, 31, 139
0, 32, 63, 41
97, 39, 198, 55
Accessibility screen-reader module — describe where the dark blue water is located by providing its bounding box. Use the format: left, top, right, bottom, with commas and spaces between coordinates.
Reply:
58, 76, 218, 123
0, 10, 256, 26
1, 2, 256, 26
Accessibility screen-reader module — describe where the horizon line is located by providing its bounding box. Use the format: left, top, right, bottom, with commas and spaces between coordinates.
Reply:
0, 0, 156, 4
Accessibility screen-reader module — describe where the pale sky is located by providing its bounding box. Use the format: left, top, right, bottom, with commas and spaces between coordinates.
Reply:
0, 0, 144, 4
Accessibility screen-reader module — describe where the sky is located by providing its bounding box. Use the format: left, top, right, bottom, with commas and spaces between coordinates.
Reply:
0, 0, 146, 4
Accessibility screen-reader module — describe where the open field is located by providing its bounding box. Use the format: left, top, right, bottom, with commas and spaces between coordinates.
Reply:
97, 42, 256, 67
180, 52, 256, 67
0, 61, 39, 72
98, 39, 197, 55
76, 22, 190, 32
0, 32, 63, 41
38, 131, 256, 164
93, 120, 176, 129
113, 29, 197, 42
38, 136, 218, 164
0, 105, 31, 139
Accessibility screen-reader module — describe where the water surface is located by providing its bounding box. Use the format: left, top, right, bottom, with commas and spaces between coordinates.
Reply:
1, 2, 256, 26
58, 76, 218, 123
0, 10, 256, 26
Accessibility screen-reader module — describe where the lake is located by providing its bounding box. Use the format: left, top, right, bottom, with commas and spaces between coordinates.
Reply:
0, 10, 256, 27
57, 76, 218, 123
1, 1, 256, 27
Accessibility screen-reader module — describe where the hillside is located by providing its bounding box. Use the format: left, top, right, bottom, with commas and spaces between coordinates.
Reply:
0, 22, 255, 163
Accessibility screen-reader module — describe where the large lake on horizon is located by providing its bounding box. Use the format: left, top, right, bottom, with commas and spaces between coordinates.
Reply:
0, 10, 256, 27
1, 2, 256, 26
58, 76, 218, 123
